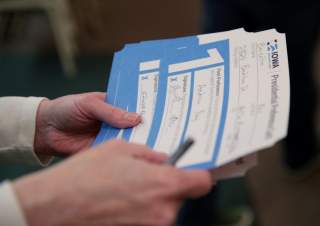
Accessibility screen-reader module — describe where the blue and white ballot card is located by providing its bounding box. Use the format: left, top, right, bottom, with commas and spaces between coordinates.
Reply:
94, 28, 290, 171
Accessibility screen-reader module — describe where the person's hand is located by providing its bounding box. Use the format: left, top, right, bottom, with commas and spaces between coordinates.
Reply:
13, 140, 213, 226
34, 92, 141, 156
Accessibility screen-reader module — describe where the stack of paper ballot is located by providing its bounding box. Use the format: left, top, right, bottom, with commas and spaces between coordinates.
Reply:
94, 28, 290, 180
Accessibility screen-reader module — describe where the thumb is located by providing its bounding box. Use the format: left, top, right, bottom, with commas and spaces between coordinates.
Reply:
89, 99, 141, 128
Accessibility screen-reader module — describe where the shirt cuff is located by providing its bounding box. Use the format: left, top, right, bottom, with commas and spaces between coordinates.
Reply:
0, 181, 28, 226
0, 97, 53, 166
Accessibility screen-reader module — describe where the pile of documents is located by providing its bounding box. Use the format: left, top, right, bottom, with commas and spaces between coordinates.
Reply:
94, 28, 290, 180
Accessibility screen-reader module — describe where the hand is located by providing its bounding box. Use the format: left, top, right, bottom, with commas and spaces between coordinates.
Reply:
13, 140, 213, 226
34, 92, 141, 156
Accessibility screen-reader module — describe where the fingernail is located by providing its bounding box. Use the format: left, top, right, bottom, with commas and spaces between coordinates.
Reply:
123, 112, 140, 124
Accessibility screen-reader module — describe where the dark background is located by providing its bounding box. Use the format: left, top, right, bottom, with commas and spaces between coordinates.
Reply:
0, 1, 319, 226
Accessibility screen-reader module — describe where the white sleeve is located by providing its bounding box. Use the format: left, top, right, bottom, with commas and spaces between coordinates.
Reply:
0, 181, 28, 226
0, 97, 52, 165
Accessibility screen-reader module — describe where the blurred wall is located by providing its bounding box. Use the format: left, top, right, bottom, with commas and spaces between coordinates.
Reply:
70, 0, 202, 52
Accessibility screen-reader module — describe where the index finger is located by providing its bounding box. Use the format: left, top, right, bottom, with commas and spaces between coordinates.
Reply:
166, 168, 214, 199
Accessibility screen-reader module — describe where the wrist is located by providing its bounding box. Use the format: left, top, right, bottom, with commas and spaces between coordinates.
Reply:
12, 172, 59, 226
12, 164, 92, 226
34, 99, 53, 157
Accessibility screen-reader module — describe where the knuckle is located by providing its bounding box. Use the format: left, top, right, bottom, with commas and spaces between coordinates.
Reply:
109, 139, 126, 147
166, 170, 183, 187
131, 143, 150, 152
91, 91, 103, 96
155, 169, 183, 195
88, 91, 103, 99
156, 169, 174, 186
83, 93, 95, 102
102, 139, 128, 153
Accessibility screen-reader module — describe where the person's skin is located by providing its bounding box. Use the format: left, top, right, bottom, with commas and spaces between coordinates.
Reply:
10, 92, 213, 226
13, 140, 212, 226
34, 92, 141, 157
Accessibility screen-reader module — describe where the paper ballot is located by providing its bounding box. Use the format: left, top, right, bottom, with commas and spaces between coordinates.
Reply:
93, 28, 290, 179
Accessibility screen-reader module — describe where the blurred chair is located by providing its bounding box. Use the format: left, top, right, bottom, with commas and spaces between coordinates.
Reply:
0, 0, 77, 77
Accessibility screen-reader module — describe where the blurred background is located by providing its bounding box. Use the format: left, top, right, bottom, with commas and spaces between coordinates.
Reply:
0, 1, 319, 226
